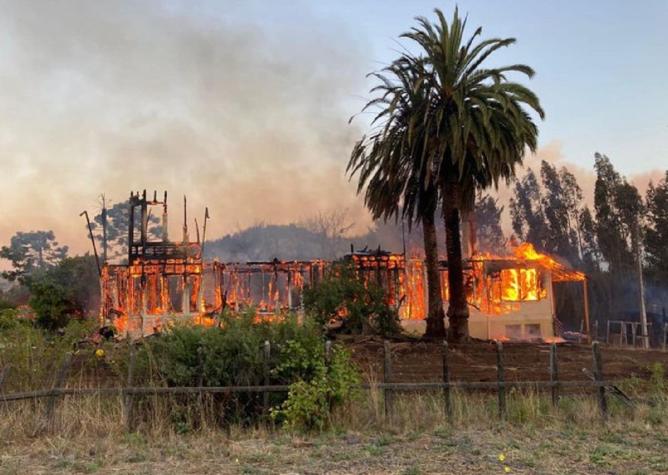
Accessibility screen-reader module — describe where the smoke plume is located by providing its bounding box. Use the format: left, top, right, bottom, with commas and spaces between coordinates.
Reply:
0, 0, 372, 258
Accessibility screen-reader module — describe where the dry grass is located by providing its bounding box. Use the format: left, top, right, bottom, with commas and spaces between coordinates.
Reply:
1, 387, 666, 474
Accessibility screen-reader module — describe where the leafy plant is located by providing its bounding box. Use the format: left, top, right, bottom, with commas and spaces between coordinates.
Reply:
28, 255, 99, 330
271, 341, 359, 431
303, 263, 401, 337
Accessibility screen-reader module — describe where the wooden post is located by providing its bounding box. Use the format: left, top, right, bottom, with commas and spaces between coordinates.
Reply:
43, 352, 72, 432
593, 321, 599, 341
592, 341, 607, 419
663, 323, 668, 352
631, 323, 637, 348
324, 339, 333, 414
262, 340, 271, 415
606, 320, 610, 344
621, 323, 628, 346
324, 340, 332, 367
549, 344, 559, 408
196, 345, 205, 417
583, 278, 591, 342
442, 341, 452, 422
383, 340, 393, 420
123, 345, 137, 432
496, 341, 506, 420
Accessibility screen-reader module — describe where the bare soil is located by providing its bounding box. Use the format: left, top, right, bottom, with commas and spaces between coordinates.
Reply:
343, 337, 668, 384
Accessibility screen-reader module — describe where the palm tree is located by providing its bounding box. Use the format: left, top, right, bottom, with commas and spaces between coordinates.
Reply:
402, 8, 544, 341
348, 56, 447, 338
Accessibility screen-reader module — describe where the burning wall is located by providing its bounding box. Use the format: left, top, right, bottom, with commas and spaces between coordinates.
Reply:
99, 191, 588, 341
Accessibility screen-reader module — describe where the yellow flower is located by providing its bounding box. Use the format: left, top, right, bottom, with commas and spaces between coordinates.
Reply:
95, 348, 105, 358
504, 466, 511, 473
498, 453, 506, 462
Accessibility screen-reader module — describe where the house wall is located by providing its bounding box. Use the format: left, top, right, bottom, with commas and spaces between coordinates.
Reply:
401, 274, 556, 341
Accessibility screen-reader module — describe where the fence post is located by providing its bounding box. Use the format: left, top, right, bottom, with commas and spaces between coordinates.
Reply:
606, 320, 610, 344
196, 345, 205, 420
123, 345, 137, 432
621, 323, 628, 346
383, 340, 393, 421
549, 343, 559, 408
496, 341, 506, 420
442, 341, 452, 422
663, 323, 667, 352
262, 340, 271, 416
593, 321, 599, 340
592, 341, 607, 419
43, 351, 72, 433
325, 340, 332, 366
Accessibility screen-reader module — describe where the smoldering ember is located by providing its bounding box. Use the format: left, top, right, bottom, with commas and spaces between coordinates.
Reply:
1, 3, 667, 475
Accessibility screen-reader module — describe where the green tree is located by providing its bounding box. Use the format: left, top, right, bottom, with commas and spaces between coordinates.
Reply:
510, 169, 549, 249
350, 9, 543, 341
28, 255, 99, 330
579, 206, 600, 272
0, 230, 68, 283
594, 153, 642, 273
89, 198, 161, 263
348, 55, 447, 337
645, 171, 668, 282
474, 193, 505, 252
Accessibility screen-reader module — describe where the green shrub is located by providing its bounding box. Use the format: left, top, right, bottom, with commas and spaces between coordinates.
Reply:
0, 318, 94, 391
121, 310, 360, 430
0, 298, 15, 312
649, 362, 666, 395
0, 308, 29, 331
27, 256, 99, 330
141, 311, 320, 387
303, 263, 401, 337
271, 341, 360, 431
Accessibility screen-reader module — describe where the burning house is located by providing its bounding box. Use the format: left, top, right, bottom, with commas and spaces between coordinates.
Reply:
99, 190, 589, 341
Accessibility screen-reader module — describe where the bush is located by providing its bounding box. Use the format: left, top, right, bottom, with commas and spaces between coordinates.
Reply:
120, 310, 360, 429
28, 256, 99, 330
271, 340, 359, 431
141, 311, 321, 387
0, 298, 15, 312
0, 309, 26, 331
0, 318, 94, 391
303, 263, 401, 336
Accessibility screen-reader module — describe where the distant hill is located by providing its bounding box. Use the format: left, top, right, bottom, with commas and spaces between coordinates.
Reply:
203, 221, 424, 263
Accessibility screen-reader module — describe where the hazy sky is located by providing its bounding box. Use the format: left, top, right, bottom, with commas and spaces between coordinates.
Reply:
0, 0, 666, 258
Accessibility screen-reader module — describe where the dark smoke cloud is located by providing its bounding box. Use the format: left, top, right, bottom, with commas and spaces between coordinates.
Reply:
0, 0, 372, 257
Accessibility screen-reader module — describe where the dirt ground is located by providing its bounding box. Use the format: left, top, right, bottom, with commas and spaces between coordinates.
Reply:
344, 337, 668, 384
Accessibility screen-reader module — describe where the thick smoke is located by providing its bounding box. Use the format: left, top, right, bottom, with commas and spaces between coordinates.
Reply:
0, 0, 372, 256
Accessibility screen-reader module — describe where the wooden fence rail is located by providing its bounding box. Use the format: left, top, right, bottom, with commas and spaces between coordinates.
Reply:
0, 379, 621, 403
0, 340, 633, 430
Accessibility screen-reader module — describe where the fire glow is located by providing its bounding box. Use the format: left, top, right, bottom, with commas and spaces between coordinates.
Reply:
99, 190, 588, 339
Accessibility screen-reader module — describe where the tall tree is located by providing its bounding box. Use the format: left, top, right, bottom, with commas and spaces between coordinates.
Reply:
399, 8, 544, 341
579, 206, 600, 272
510, 169, 549, 249
593, 153, 641, 273
0, 230, 68, 283
349, 56, 447, 337
89, 199, 161, 263
474, 193, 505, 252
644, 171, 668, 282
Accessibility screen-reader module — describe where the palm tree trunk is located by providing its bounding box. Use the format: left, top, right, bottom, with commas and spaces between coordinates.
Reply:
422, 211, 446, 338
443, 183, 469, 342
